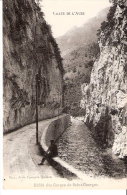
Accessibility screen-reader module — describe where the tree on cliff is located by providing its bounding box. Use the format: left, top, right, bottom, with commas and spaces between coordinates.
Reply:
97, 5, 117, 42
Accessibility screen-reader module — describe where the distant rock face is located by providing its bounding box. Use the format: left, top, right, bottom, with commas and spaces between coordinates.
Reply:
81, 0, 127, 158
57, 7, 109, 56
3, 0, 64, 133
56, 8, 109, 117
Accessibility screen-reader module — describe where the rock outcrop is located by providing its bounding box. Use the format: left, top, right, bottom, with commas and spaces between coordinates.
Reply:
81, 0, 127, 158
3, 0, 64, 133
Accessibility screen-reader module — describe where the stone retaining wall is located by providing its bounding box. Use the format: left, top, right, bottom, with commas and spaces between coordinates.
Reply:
40, 114, 85, 180
43, 115, 71, 148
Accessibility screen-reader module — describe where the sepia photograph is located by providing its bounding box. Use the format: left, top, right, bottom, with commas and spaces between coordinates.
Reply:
2, 0, 127, 189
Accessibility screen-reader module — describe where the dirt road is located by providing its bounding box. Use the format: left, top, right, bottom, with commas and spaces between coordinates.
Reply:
3, 119, 60, 180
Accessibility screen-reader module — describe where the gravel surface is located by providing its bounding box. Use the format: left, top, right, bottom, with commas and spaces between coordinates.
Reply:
57, 118, 127, 178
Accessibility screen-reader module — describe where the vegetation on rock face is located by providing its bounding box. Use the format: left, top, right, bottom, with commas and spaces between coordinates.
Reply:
97, 5, 117, 44
57, 8, 109, 116
63, 43, 100, 116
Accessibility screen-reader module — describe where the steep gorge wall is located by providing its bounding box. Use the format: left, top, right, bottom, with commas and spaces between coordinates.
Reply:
81, 0, 127, 158
3, 0, 64, 133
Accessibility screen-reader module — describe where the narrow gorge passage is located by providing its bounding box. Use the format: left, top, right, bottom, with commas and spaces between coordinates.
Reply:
58, 118, 127, 178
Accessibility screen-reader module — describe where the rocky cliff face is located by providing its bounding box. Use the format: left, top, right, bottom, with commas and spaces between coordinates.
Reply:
81, 0, 127, 158
3, 0, 64, 133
